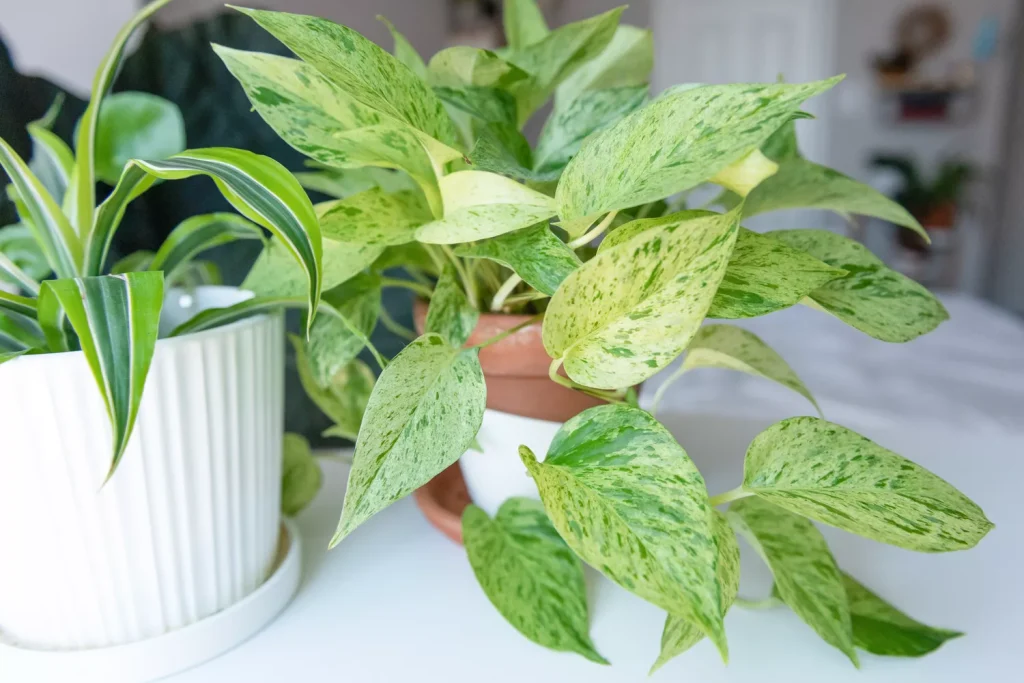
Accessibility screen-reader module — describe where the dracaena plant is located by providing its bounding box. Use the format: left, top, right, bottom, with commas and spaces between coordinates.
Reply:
0, 0, 332, 480
219, 0, 991, 670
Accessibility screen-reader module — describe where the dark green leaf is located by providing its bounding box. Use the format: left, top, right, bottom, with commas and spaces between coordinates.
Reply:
425, 264, 478, 346
93, 92, 186, 185
281, 433, 322, 516
149, 213, 262, 281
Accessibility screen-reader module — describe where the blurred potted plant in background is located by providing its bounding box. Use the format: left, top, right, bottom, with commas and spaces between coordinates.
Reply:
217, 0, 991, 671
0, 0, 330, 657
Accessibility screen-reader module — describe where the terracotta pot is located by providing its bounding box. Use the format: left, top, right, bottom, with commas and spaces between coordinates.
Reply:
411, 300, 604, 543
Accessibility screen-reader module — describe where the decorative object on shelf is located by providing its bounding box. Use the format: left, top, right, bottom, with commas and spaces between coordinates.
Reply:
0, 0, 335, 671
218, 0, 990, 672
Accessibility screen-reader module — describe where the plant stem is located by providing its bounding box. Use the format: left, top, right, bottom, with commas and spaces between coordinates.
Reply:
708, 487, 753, 507
734, 596, 783, 610
440, 244, 478, 309
380, 276, 434, 299
490, 273, 522, 312
503, 290, 550, 306
472, 313, 544, 349
568, 210, 618, 249
648, 367, 686, 418
548, 358, 628, 404
378, 307, 417, 342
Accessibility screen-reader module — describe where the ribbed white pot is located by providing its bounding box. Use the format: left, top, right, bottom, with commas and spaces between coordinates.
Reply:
0, 287, 285, 651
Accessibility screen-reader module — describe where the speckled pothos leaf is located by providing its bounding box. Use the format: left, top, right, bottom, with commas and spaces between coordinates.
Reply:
427, 47, 529, 89
596, 210, 716, 253
520, 404, 730, 660
317, 188, 432, 246
728, 497, 858, 665
233, 7, 461, 149
533, 86, 648, 177
503, 0, 550, 52
769, 229, 948, 342
333, 334, 486, 545
425, 264, 478, 347
745, 160, 926, 239
434, 86, 518, 127
281, 433, 322, 516
414, 171, 556, 244
543, 208, 740, 390
462, 498, 608, 664
707, 228, 846, 319
307, 273, 381, 385
659, 324, 818, 412
652, 511, 740, 674
215, 45, 458, 217
244, 235, 381, 300
555, 25, 653, 107
290, 334, 374, 441
454, 223, 580, 296
842, 571, 963, 656
468, 122, 545, 182
555, 78, 841, 236
295, 165, 416, 200
378, 17, 427, 79
743, 417, 993, 552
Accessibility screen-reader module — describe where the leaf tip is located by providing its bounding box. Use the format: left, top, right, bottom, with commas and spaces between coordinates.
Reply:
517, 444, 539, 471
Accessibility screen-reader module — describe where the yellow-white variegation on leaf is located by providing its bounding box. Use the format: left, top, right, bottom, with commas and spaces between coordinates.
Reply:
555, 24, 653, 107
454, 223, 580, 296
316, 188, 432, 247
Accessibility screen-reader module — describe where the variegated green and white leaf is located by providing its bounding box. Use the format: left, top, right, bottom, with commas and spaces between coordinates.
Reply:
71, 0, 172, 234
707, 228, 846, 319
0, 224, 48, 290
434, 86, 518, 126
0, 290, 37, 319
290, 334, 375, 440
317, 188, 432, 246
308, 273, 381, 385
0, 348, 30, 366
38, 272, 164, 478
543, 209, 739, 390
414, 171, 556, 244
769, 229, 948, 342
333, 334, 486, 545
728, 497, 858, 665
555, 24, 652, 107
169, 296, 295, 337
425, 264, 478, 347
148, 213, 262, 281
243, 236, 380, 300
233, 7, 460, 148
93, 92, 186, 185
463, 498, 608, 664
295, 165, 415, 200
467, 122, 543, 182
110, 250, 155, 275
428, 47, 528, 89
842, 572, 962, 657
597, 209, 715, 253
652, 511, 740, 674
27, 123, 74, 204
533, 85, 647, 176
520, 404, 729, 659
503, 0, 550, 51
454, 223, 580, 296
0, 137, 81, 278
281, 433, 322, 516
743, 417, 993, 552
0, 311, 45, 353
555, 78, 841, 236
745, 160, 926, 238
378, 16, 427, 79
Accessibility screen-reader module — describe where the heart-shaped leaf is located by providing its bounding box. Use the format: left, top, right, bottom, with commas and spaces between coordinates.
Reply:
308, 273, 381, 385
281, 433, 322, 516
728, 497, 858, 665
743, 417, 993, 552
707, 228, 846, 319
556, 78, 841, 236
543, 208, 739, 390
317, 188, 432, 247
290, 334, 375, 441
520, 404, 729, 659
463, 498, 608, 664
333, 334, 485, 545
555, 25, 652, 107
769, 229, 948, 342
93, 92, 186, 185
425, 264, 478, 346
454, 223, 580, 296
414, 171, 556, 244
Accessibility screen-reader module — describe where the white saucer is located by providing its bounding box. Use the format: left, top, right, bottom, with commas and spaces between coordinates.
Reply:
0, 517, 302, 683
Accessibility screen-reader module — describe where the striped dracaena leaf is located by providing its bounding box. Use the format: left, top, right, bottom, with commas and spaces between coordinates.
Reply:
769, 229, 948, 343
463, 498, 608, 664
289, 334, 374, 441
281, 433, 323, 516
0, 290, 37, 319
333, 334, 486, 546
728, 497, 858, 666
0, 223, 49, 290
543, 208, 740, 390
169, 296, 297, 337
414, 171, 557, 244
0, 249, 41, 295
0, 348, 30, 366
707, 228, 847, 319
307, 273, 381, 386
425, 264, 478, 347
0, 137, 81, 278
316, 187, 432, 247
520, 404, 730, 660
503, 0, 550, 51
744, 159, 927, 239
26, 122, 74, 205
0, 311, 44, 352
454, 223, 580, 296
148, 213, 263, 282
743, 417, 993, 552
231, 7, 461, 149
555, 78, 841, 236
95, 148, 322, 331
38, 272, 164, 479
72, 0, 173, 235
842, 572, 962, 657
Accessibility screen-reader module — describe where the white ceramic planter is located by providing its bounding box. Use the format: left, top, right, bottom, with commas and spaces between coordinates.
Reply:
0, 287, 285, 651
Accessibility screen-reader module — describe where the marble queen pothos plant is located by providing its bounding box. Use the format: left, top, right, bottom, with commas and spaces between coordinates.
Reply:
218, 0, 992, 671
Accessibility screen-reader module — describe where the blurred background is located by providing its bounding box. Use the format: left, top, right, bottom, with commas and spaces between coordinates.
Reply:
2, 0, 1022, 438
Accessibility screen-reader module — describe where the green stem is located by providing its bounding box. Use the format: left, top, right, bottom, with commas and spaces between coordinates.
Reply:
548, 358, 628, 404
708, 487, 753, 507
381, 276, 433, 299
734, 596, 783, 610
503, 290, 550, 306
649, 367, 686, 418
489, 273, 522, 312
378, 307, 417, 342
440, 244, 478, 309
568, 210, 618, 249
472, 313, 543, 349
